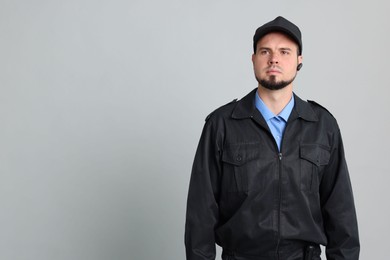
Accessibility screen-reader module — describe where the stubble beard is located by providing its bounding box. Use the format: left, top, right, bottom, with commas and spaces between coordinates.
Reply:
256, 74, 296, 91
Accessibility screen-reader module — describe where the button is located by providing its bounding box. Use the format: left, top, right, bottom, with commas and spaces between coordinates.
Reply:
236, 155, 242, 162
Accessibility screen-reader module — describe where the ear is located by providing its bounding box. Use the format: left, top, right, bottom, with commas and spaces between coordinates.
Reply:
296, 55, 303, 70
298, 55, 303, 64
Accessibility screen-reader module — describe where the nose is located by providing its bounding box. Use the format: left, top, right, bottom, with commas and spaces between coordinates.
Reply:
268, 53, 279, 65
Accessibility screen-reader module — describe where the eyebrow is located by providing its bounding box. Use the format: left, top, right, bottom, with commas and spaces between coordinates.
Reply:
258, 47, 293, 51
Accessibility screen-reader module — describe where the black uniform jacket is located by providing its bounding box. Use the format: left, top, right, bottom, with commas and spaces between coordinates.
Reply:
185, 89, 359, 260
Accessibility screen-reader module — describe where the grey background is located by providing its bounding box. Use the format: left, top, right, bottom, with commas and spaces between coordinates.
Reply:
0, 0, 388, 259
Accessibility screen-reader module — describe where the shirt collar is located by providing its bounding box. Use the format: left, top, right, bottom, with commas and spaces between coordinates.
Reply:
254, 91, 295, 122
231, 88, 318, 123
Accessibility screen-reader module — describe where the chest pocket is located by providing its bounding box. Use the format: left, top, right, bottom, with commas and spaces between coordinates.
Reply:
221, 143, 261, 193
300, 144, 330, 192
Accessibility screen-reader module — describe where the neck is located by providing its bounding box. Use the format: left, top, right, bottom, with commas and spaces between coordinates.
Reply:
257, 85, 293, 115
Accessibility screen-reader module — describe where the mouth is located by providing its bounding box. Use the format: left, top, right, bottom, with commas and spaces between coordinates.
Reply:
266, 67, 282, 74
266, 70, 281, 75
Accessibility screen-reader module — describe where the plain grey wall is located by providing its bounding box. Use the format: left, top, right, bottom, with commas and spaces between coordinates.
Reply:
0, 0, 389, 259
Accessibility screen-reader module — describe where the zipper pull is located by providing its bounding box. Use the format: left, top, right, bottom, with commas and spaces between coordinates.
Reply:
278, 153, 283, 160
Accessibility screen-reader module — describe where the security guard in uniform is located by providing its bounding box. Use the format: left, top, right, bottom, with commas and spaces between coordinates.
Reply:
185, 16, 359, 260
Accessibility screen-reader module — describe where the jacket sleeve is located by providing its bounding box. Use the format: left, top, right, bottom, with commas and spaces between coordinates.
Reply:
320, 129, 360, 260
185, 119, 222, 260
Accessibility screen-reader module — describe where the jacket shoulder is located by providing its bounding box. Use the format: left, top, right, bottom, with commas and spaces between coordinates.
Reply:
205, 99, 238, 121
307, 100, 334, 118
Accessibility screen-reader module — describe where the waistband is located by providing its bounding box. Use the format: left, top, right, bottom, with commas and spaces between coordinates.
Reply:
222, 244, 321, 260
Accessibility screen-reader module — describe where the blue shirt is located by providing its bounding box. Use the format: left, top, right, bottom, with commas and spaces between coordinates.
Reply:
255, 92, 295, 151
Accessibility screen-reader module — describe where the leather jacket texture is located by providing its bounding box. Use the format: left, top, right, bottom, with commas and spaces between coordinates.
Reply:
185, 89, 359, 260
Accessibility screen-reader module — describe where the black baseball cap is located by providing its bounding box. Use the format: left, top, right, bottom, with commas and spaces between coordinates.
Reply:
253, 16, 302, 55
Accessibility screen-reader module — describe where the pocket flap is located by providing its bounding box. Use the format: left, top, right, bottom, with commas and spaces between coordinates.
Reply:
222, 143, 260, 166
300, 144, 330, 166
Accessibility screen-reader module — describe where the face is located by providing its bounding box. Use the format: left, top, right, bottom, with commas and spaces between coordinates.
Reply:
252, 32, 302, 91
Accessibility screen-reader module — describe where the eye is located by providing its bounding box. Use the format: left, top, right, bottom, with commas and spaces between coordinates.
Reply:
260, 49, 269, 55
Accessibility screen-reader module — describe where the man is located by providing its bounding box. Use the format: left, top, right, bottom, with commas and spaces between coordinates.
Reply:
185, 16, 359, 260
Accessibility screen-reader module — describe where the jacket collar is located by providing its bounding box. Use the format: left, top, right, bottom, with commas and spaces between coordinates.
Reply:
231, 88, 318, 122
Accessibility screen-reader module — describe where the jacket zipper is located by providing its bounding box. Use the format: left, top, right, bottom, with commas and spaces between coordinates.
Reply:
275, 152, 282, 260
250, 115, 285, 259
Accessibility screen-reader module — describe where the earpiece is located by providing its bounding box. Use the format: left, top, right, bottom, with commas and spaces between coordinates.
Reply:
297, 63, 303, 71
